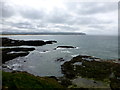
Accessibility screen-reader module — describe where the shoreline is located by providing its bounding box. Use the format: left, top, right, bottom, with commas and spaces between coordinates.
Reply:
2, 54, 120, 89
1, 37, 120, 89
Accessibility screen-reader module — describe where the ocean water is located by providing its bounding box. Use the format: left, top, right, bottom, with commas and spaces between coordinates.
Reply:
2, 35, 118, 77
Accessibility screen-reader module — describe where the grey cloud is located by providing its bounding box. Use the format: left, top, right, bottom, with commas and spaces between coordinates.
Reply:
46, 8, 71, 24
0, 2, 15, 18
1, 1, 117, 35
2, 28, 21, 33
37, 23, 47, 28
1, 1, 45, 19
88, 25, 105, 30
69, 16, 112, 25
3, 20, 35, 29
20, 8, 45, 19
54, 25, 79, 31
66, 2, 117, 15
75, 17, 98, 25
14, 22, 34, 29
79, 2, 117, 14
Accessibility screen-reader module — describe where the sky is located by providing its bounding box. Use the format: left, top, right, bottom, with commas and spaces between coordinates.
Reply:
0, 0, 118, 35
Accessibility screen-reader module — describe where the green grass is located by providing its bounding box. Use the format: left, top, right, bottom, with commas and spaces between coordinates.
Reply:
2, 71, 64, 89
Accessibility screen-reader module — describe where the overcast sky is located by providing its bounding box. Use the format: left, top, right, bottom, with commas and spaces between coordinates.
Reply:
0, 0, 118, 35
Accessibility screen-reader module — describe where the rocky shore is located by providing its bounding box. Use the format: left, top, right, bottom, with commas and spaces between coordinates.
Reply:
1, 37, 57, 46
1, 37, 57, 64
1, 37, 120, 89
61, 55, 120, 89
1, 37, 63, 89
2, 48, 35, 63
2, 54, 120, 89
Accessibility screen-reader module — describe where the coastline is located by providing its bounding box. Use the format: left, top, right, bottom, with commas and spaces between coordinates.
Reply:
2, 54, 120, 89
1, 37, 120, 89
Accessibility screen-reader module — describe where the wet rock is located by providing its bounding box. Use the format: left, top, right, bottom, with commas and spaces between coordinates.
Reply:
61, 55, 120, 88
94, 81, 97, 83
45, 41, 57, 44
43, 50, 48, 52
1, 37, 57, 46
57, 46, 76, 49
2, 65, 7, 68
55, 58, 65, 62
1, 37, 57, 64
2, 47, 35, 64
2, 52, 29, 64
58, 77, 72, 87
3, 48, 35, 52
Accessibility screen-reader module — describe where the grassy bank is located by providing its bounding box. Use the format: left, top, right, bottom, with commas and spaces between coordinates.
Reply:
2, 71, 64, 89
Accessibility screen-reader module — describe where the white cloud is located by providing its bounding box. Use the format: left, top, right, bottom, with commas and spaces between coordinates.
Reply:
1, 0, 118, 35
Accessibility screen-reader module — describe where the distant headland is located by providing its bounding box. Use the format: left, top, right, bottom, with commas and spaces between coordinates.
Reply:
1, 32, 86, 35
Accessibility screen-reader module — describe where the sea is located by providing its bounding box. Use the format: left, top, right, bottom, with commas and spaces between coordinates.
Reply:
1, 35, 119, 77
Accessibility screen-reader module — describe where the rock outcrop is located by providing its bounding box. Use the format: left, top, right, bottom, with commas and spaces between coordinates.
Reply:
61, 55, 120, 89
1, 37, 57, 46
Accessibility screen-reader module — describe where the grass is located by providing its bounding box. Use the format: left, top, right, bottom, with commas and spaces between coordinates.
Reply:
2, 71, 64, 89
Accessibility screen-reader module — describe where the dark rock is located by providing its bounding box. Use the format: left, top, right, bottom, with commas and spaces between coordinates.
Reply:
2, 47, 35, 64
55, 58, 65, 62
1, 37, 57, 64
2, 52, 29, 63
53, 48, 57, 50
3, 47, 35, 52
45, 41, 57, 44
1, 37, 57, 46
59, 77, 72, 87
57, 46, 76, 49
48, 76, 58, 81
43, 50, 48, 52
11, 71, 27, 73
94, 81, 97, 83
2, 65, 7, 68
110, 78, 120, 89
61, 55, 120, 83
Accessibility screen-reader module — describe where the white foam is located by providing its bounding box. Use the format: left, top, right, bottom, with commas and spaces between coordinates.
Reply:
28, 66, 35, 68
12, 63, 21, 67
61, 50, 71, 53
19, 46, 35, 48
56, 48, 66, 50
7, 51, 26, 54
39, 51, 50, 53
75, 47, 80, 49
71, 54, 79, 57
6, 63, 22, 70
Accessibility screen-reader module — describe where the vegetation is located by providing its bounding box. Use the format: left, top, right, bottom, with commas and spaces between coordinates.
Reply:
61, 55, 120, 89
2, 71, 64, 89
